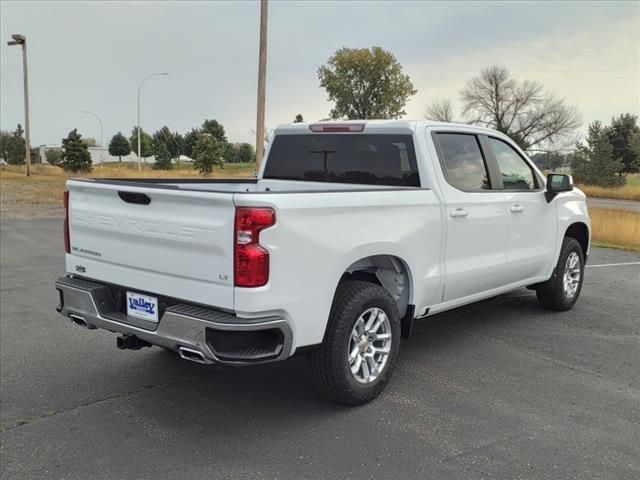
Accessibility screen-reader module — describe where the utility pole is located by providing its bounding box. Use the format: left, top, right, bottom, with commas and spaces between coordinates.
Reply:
7, 34, 31, 176
255, 0, 268, 171
137, 72, 169, 171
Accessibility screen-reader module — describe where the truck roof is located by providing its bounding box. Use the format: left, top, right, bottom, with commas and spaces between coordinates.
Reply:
273, 120, 501, 136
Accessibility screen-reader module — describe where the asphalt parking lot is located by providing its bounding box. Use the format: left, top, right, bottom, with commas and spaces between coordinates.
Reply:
1, 218, 639, 480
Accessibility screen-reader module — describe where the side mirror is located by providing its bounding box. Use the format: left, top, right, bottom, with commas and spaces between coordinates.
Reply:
545, 173, 573, 202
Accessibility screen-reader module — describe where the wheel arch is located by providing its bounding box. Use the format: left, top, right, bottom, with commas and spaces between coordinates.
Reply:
565, 222, 590, 257
339, 254, 413, 319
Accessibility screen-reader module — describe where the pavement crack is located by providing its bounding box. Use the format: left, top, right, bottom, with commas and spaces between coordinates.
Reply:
0, 370, 219, 433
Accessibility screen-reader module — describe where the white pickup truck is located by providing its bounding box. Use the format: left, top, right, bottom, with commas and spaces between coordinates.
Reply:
56, 120, 590, 404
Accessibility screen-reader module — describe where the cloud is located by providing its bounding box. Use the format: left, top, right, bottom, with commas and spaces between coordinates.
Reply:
1, 0, 639, 146
406, 15, 640, 137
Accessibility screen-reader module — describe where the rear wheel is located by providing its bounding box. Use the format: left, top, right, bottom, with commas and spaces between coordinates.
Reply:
309, 280, 401, 405
536, 237, 585, 311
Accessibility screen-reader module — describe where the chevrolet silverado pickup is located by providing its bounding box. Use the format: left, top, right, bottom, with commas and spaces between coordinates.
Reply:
55, 120, 590, 405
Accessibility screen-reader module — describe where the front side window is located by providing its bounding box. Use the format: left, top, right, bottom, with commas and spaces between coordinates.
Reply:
489, 138, 537, 190
436, 133, 490, 191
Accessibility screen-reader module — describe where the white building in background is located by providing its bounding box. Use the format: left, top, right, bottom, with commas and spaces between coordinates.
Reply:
38, 146, 193, 165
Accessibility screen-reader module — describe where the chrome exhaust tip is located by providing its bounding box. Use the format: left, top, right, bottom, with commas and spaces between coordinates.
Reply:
69, 314, 96, 329
178, 347, 208, 364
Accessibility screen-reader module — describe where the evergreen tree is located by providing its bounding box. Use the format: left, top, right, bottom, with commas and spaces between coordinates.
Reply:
572, 121, 624, 187
0, 131, 12, 162
61, 129, 92, 172
606, 114, 640, 173
108, 132, 131, 162
152, 126, 180, 159
152, 142, 173, 170
294, 114, 304, 123
193, 133, 224, 175
181, 128, 200, 158
8, 124, 26, 165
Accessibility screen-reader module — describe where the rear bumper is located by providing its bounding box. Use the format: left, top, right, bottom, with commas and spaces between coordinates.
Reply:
55, 276, 293, 365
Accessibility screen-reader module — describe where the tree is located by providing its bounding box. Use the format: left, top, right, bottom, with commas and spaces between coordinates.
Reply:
606, 114, 639, 173
571, 121, 624, 187
82, 137, 97, 147
236, 143, 255, 163
192, 133, 224, 175
201, 119, 227, 144
630, 130, 640, 163
529, 151, 567, 171
46, 149, 63, 166
61, 129, 92, 172
224, 142, 256, 163
294, 114, 304, 123
426, 66, 581, 152
108, 132, 131, 162
424, 98, 455, 122
8, 124, 26, 165
129, 127, 153, 158
224, 142, 238, 163
152, 142, 173, 170
318, 46, 417, 120
0, 131, 12, 162
180, 128, 200, 158
152, 126, 180, 159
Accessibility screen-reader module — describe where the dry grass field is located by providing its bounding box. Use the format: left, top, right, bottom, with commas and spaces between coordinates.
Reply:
578, 184, 640, 201
589, 207, 640, 251
2, 164, 639, 251
0, 163, 255, 219
576, 173, 640, 201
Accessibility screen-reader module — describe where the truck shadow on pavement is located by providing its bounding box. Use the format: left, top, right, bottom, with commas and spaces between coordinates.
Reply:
117, 289, 549, 428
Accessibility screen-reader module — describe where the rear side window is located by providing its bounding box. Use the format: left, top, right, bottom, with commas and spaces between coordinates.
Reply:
436, 133, 491, 191
263, 134, 420, 187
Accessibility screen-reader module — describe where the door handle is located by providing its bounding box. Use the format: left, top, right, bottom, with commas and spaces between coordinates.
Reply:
509, 204, 524, 213
450, 208, 468, 218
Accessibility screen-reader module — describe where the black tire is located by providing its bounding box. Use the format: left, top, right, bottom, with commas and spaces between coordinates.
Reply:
309, 280, 401, 405
536, 237, 585, 311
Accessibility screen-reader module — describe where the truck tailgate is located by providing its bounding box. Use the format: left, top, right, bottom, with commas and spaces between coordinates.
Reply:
66, 180, 235, 310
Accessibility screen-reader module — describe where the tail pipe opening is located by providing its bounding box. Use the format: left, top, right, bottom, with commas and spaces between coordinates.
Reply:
178, 347, 208, 364
69, 314, 96, 329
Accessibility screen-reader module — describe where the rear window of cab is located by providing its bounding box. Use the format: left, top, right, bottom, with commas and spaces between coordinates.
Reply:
263, 134, 421, 187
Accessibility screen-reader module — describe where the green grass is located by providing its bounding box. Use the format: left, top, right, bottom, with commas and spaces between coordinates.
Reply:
626, 173, 640, 185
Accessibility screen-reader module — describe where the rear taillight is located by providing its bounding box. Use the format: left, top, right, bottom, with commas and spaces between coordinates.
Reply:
234, 207, 275, 287
63, 190, 70, 254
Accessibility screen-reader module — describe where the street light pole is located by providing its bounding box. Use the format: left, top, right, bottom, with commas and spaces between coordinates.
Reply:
7, 34, 31, 177
83, 110, 103, 167
137, 72, 169, 171
255, 0, 268, 171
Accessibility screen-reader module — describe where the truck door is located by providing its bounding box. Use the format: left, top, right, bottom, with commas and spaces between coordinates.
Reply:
431, 131, 511, 301
484, 137, 557, 282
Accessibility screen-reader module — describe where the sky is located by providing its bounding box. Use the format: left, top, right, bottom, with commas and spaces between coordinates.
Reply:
1, 0, 639, 147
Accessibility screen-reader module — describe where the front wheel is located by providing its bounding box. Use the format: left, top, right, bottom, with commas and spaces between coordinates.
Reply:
536, 237, 585, 311
309, 280, 401, 405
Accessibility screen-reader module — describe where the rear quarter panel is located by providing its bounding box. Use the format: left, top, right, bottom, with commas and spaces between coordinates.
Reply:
233, 189, 442, 350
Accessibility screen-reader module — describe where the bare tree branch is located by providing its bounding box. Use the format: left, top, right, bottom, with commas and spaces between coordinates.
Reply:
424, 98, 455, 122
459, 65, 581, 151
